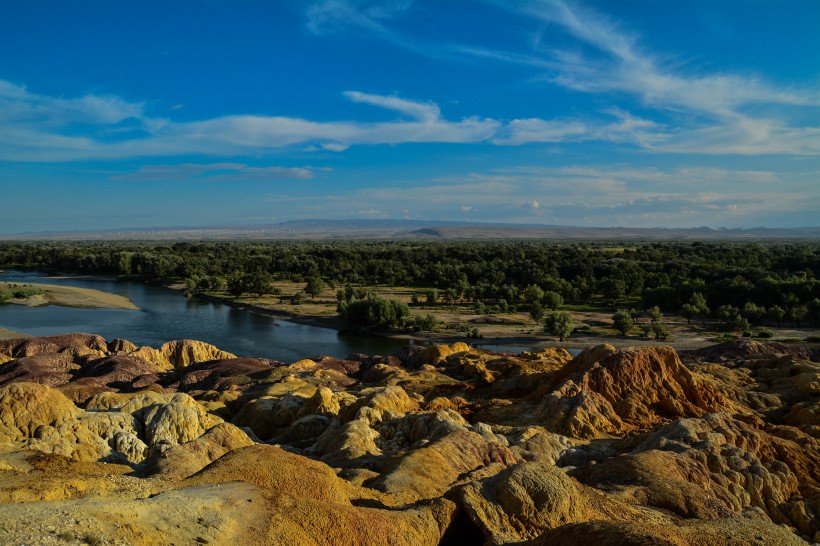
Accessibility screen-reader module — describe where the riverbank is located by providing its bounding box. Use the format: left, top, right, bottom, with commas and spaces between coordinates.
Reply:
0, 282, 138, 310
185, 286, 727, 352
0, 327, 30, 341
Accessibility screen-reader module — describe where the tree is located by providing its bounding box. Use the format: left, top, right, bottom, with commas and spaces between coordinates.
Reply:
184, 277, 199, 297
412, 313, 439, 332
612, 309, 634, 336
767, 305, 785, 327
523, 284, 545, 305
788, 305, 808, 327
530, 302, 545, 322
337, 292, 409, 328
599, 277, 626, 301
649, 306, 663, 323
545, 311, 574, 341
741, 302, 766, 325
426, 289, 439, 305
244, 271, 273, 297
304, 277, 325, 298
680, 303, 698, 325
651, 320, 669, 340
542, 291, 563, 310
716, 304, 740, 323
690, 292, 709, 317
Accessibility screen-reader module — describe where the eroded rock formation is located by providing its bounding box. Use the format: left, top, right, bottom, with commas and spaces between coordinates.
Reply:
0, 334, 817, 545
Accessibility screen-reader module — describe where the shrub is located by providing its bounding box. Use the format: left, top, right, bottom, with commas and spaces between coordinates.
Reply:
413, 313, 439, 332
338, 292, 409, 328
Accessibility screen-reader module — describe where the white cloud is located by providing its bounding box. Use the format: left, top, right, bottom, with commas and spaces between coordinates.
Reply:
0, 82, 500, 161
344, 90, 440, 121
0, 80, 144, 126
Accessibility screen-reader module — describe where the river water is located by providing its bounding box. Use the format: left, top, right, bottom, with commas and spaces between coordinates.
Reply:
0, 271, 537, 361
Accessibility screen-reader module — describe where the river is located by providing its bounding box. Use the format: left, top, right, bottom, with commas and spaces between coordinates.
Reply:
0, 271, 537, 361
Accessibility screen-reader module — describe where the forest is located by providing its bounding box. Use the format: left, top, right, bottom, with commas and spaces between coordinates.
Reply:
1, 240, 818, 328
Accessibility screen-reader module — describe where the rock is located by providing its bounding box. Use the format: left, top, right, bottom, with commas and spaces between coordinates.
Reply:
0, 352, 77, 387
0, 335, 817, 545
143, 422, 254, 478
0, 383, 80, 441
78, 411, 146, 463
172, 357, 281, 392
371, 429, 517, 504
130, 392, 222, 446
457, 460, 588, 544
525, 517, 808, 546
187, 443, 352, 504
534, 345, 736, 438
232, 392, 308, 440
298, 386, 341, 417
310, 418, 382, 466
397, 342, 470, 369
0, 334, 108, 359
343, 386, 420, 424
159, 339, 237, 369
619, 413, 819, 537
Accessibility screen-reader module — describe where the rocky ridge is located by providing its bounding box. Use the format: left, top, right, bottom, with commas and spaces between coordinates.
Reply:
0, 334, 816, 545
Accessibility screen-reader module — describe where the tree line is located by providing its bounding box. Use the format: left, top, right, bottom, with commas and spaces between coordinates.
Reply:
1, 240, 818, 326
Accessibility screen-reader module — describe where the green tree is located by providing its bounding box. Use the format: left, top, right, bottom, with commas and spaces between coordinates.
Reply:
680, 303, 698, 325
412, 313, 439, 332
338, 292, 409, 328
523, 284, 545, 305
741, 302, 766, 325
244, 271, 273, 297
426, 289, 439, 305
651, 320, 669, 340
599, 277, 626, 301
545, 311, 574, 341
530, 302, 545, 322
767, 305, 785, 327
304, 277, 325, 298
788, 305, 808, 327
542, 291, 563, 310
612, 309, 634, 336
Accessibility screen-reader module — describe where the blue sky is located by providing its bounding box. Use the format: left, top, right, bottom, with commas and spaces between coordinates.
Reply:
0, 0, 818, 233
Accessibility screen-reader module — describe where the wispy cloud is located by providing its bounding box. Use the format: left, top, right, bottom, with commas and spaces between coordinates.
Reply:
305, 0, 413, 34
111, 163, 316, 182
472, 0, 820, 154
0, 81, 500, 161
305, 0, 819, 155
0, 80, 145, 126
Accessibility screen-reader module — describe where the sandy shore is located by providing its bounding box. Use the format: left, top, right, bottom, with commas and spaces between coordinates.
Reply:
0, 327, 30, 341
0, 282, 138, 310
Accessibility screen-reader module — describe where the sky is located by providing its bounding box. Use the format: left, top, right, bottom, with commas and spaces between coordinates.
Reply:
0, 0, 818, 233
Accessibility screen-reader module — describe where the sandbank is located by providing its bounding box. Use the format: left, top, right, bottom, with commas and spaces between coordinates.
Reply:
0, 282, 139, 310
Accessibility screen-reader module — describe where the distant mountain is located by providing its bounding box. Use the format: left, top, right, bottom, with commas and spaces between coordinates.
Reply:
2, 220, 818, 241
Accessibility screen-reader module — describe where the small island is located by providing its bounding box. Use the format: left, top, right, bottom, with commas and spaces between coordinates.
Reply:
0, 282, 139, 311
